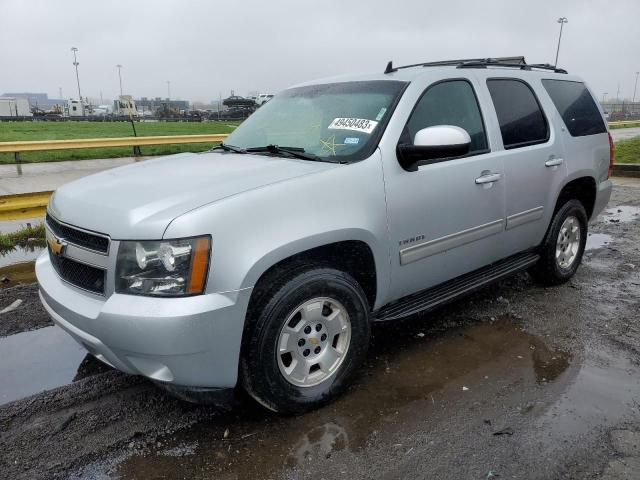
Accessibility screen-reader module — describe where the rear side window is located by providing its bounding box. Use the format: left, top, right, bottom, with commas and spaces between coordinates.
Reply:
487, 79, 549, 149
404, 80, 488, 154
542, 80, 606, 137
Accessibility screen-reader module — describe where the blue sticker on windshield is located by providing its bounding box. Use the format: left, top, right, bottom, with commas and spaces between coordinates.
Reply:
344, 137, 360, 145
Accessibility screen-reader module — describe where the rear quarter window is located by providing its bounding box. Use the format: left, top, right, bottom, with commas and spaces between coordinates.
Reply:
542, 79, 606, 137
487, 79, 549, 149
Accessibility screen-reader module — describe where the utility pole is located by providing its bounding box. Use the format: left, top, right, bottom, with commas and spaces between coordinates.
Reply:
633, 72, 639, 103
166, 80, 171, 100
116, 64, 123, 96
555, 17, 568, 66
616, 84, 621, 103
58, 87, 63, 100
70, 47, 84, 116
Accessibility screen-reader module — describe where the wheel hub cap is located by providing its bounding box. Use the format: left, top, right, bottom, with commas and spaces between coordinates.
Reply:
556, 215, 581, 269
277, 297, 351, 387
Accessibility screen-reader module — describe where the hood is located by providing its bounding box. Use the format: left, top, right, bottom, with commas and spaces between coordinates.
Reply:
49, 151, 338, 239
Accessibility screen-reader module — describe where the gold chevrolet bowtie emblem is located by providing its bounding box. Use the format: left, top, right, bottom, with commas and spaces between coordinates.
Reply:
309, 337, 319, 346
48, 235, 67, 256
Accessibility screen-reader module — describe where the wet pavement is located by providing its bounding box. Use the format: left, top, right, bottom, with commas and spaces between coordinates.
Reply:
0, 181, 639, 479
0, 157, 141, 195
610, 127, 640, 142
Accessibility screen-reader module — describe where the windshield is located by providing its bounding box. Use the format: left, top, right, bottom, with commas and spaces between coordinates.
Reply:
224, 80, 407, 162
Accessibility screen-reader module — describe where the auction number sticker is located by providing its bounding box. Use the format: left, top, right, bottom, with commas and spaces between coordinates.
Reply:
328, 118, 378, 134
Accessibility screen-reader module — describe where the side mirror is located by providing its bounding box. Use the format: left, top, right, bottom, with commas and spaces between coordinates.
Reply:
397, 125, 471, 171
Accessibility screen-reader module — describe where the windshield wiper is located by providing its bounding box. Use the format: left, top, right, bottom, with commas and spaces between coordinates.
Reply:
245, 145, 342, 163
211, 143, 247, 154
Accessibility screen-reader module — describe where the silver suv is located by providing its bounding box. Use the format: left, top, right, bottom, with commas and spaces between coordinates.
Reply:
37, 57, 613, 413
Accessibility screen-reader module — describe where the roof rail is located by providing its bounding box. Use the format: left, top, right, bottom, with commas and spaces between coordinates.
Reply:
383, 57, 567, 74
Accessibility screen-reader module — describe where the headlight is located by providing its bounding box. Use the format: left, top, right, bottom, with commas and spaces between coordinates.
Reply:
116, 236, 211, 296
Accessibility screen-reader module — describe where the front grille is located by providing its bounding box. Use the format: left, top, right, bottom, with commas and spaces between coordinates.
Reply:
46, 214, 109, 253
49, 246, 106, 294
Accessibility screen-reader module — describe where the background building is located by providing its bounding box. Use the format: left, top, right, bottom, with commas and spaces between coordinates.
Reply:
2, 92, 65, 110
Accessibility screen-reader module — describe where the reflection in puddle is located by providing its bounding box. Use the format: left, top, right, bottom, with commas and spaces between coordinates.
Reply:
101, 318, 573, 479
0, 243, 44, 267
0, 326, 110, 405
605, 205, 640, 223
585, 233, 612, 251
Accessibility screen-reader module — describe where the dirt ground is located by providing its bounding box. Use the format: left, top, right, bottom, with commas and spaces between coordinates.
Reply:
1, 181, 639, 480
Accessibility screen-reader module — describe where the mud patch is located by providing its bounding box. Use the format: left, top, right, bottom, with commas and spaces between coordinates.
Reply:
0, 282, 51, 337
82, 318, 575, 479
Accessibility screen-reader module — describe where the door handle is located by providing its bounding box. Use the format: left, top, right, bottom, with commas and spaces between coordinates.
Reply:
475, 173, 502, 184
545, 157, 564, 167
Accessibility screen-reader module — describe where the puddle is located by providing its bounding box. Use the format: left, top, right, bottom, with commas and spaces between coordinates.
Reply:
586, 233, 612, 251
0, 245, 42, 288
605, 205, 640, 223
0, 326, 110, 405
82, 318, 575, 479
0, 260, 37, 288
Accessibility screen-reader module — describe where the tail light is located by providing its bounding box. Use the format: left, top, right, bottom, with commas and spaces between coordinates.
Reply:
608, 132, 614, 178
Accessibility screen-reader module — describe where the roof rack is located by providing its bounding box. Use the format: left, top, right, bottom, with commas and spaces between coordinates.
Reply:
383, 57, 567, 74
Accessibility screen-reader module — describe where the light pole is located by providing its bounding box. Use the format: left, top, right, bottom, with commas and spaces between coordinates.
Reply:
116, 64, 123, 97
633, 72, 639, 103
555, 17, 568, 66
71, 47, 84, 115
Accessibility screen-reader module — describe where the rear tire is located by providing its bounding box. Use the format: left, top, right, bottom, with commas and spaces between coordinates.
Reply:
529, 199, 588, 286
240, 267, 370, 414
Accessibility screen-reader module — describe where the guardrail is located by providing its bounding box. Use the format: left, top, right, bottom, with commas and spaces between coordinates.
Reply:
608, 119, 640, 128
0, 191, 54, 221
0, 134, 229, 154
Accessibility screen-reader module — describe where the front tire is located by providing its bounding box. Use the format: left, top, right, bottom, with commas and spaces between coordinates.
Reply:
240, 267, 370, 413
529, 199, 588, 286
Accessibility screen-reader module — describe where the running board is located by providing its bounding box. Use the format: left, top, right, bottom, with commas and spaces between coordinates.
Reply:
374, 252, 540, 322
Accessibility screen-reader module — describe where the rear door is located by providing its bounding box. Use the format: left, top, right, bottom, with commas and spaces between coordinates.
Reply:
383, 77, 506, 301
483, 77, 567, 256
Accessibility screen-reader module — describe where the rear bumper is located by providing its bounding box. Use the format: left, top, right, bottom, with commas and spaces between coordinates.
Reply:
591, 179, 613, 222
36, 251, 252, 389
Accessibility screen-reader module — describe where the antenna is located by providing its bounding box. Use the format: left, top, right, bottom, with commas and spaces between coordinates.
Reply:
384, 61, 395, 74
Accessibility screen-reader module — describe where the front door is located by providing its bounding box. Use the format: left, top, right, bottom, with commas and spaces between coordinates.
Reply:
383, 78, 506, 301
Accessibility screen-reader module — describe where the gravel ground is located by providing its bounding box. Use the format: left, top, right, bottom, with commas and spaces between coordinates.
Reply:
0, 182, 639, 480
0, 283, 51, 337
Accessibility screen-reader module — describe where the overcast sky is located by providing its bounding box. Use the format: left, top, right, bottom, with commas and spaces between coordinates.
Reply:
1, 0, 638, 103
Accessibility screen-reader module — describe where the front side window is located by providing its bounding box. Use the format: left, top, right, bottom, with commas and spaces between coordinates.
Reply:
542, 79, 606, 137
487, 79, 549, 149
402, 80, 488, 154
224, 81, 407, 162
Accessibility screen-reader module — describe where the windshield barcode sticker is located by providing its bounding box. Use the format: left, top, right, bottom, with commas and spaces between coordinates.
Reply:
328, 118, 378, 134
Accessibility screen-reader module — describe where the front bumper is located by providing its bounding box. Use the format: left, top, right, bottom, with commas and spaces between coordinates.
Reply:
36, 251, 252, 389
